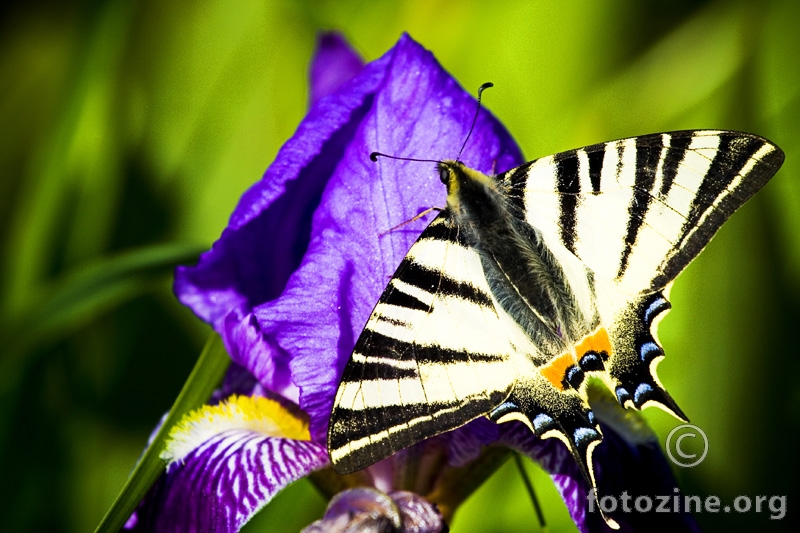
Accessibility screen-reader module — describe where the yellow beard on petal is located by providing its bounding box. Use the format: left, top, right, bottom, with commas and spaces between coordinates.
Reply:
162, 395, 310, 464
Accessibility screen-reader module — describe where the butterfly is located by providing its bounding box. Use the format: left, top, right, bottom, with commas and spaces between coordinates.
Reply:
326, 125, 783, 523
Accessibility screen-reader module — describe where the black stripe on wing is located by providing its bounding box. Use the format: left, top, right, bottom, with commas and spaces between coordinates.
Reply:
394, 258, 495, 308
382, 282, 431, 312
659, 133, 693, 196
617, 137, 662, 278
330, 391, 498, 475
352, 330, 505, 366
555, 152, 580, 254
419, 212, 471, 246
587, 149, 604, 193
654, 132, 784, 287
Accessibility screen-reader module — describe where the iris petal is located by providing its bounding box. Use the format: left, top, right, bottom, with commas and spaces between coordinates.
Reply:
140, 433, 326, 533
130, 396, 326, 532
309, 32, 365, 105
253, 34, 523, 442
162, 395, 311, 464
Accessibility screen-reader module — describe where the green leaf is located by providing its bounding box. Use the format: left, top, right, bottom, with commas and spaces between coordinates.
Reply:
94, 333, 230, 533
0, 242, 205, 395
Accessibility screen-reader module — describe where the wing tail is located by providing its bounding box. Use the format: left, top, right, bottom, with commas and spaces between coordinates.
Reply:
489, 376, 623, 528
605, 291, 688, 420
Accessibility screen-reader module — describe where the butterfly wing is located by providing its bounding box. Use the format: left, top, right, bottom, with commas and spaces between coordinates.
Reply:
497, 130, 784, 414
328, 212, 524, 474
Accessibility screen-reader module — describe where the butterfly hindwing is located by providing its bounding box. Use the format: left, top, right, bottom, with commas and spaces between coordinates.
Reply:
328, 212, 520, 474
605, 290, 687, 417
489, 371, 603, 489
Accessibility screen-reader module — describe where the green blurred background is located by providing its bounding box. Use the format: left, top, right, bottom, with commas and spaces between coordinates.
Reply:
1, 0, 798, 531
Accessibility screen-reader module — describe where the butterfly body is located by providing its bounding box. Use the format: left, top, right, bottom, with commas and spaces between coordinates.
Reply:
328, 130, 783, 502
441, 160, 595, 357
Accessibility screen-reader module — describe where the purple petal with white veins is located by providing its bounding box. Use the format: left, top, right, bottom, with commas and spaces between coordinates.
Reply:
309, 32, 365, 106
129, 431, 328, 533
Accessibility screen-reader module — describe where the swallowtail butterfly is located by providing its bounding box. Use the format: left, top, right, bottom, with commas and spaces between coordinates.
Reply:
327, 103, 783, 524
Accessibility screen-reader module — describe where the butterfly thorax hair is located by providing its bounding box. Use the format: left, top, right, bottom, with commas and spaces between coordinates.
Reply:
437, 160, 596, 357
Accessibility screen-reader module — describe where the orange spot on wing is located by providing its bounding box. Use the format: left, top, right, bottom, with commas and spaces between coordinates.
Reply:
541, 328, 613, 391
576, 327, 612, 359
541, 352, 575, 391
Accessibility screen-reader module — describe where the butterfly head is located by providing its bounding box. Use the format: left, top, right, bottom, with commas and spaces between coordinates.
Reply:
437, 159, 496, 212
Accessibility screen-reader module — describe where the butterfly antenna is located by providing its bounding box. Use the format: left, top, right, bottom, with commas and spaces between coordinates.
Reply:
369, 152, 439, 164
456, 82, 494, 162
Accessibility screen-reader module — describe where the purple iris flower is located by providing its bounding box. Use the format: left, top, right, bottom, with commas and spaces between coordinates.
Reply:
129, 32, 699, 532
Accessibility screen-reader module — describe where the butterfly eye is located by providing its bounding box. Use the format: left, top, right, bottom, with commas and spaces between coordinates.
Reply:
439, 167, 450, 184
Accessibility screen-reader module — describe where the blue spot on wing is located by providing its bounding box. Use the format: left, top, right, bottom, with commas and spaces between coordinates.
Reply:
532, 413, 556, 434
488, 401, 519, 421
574, 427, 600, 447
643, 295, 669, 325
565, 365, 585, 389
639, 341, 662, 362
634, 382, 654, 405
579, 351, 605, 372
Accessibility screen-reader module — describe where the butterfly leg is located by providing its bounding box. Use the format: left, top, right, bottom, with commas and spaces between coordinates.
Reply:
379, 207, 443, 237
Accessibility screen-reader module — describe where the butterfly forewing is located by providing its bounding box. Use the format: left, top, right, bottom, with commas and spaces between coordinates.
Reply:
328, 213, 521, 474
501, 131, 783, 311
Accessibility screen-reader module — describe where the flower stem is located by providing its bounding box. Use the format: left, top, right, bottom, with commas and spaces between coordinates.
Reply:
513, 452, 546, 529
